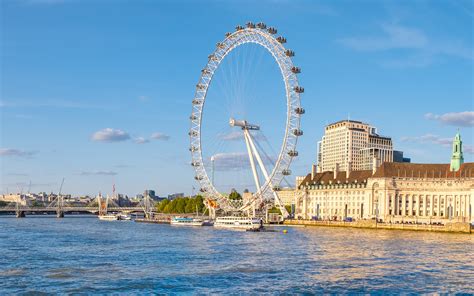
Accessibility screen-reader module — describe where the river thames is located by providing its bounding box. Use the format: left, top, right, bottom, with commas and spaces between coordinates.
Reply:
0, 216, 473, 294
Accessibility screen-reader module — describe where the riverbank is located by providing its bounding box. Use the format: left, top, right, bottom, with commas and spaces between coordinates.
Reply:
284, 219, 473, 234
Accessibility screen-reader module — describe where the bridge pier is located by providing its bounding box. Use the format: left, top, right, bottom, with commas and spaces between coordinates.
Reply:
56, 210, 64, 218
16, 211, 25, 218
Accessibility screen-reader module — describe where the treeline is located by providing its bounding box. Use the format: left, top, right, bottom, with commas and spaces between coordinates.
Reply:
156, 195, 207, 214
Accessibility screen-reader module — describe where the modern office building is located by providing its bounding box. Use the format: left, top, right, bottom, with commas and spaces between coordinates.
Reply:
317, 120, 395, 172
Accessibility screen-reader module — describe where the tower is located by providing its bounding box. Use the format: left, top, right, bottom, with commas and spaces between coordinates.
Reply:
450, 132, 464, 172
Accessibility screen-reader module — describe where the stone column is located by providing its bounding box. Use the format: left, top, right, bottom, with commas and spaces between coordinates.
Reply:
438, 195, 442, 217
422, 195, 427, 217
402, 195, 406, 217
430, 195, 434, 217
394, 194, 398, 216
408, 195, 413, 216
302, 193, 307, 219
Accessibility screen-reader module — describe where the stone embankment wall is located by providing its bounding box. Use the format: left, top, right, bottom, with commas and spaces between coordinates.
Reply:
284, 219, 472, 234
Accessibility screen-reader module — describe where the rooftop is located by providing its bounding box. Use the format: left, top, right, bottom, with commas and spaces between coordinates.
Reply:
300, 162, 474, 187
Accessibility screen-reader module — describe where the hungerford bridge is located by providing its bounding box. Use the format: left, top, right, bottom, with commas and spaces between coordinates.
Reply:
0, 194, 156, 218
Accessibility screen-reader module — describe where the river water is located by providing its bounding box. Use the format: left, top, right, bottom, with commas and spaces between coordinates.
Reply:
0, 216, 473, 294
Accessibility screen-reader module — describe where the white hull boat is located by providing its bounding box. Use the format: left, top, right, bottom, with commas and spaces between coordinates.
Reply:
214, 216, 262, 230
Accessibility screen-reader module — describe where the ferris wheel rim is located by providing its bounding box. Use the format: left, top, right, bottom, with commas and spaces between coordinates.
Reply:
189, 23, 303, 211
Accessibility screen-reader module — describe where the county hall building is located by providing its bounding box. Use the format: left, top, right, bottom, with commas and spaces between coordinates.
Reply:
293, 132, 473, 225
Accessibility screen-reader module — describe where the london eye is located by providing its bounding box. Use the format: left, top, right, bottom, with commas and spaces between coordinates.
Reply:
189, 22, 304, 218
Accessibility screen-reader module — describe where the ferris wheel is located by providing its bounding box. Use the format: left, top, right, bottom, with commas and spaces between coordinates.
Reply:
189, 22, 304, 217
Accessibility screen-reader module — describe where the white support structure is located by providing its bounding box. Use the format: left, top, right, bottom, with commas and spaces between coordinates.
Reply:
244, 129, 289, 218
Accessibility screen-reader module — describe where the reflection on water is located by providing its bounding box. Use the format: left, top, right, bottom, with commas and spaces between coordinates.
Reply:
0, 216, 472, 294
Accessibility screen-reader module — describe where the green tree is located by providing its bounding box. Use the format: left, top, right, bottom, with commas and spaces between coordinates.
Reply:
176, 198, 186, 213
228, 189, 242, 200
195, 195, 204, 213
157, 199, 169, 212
185, 198, 196, 213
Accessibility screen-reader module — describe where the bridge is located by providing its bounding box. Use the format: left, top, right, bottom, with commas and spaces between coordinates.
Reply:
0, 193, 157, 218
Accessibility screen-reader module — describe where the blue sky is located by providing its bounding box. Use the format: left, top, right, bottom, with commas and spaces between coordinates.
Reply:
1, 0, 473, 197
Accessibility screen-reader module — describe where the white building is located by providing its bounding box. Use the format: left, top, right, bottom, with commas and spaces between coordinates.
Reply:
317, 120, 394, 172
294, 160, 473, 225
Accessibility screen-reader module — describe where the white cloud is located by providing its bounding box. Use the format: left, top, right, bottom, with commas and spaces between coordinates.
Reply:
338, 24, 428, 51
134, 137, 150, 144
401, 134, 473, 154
425, 111, 474, 127
79, 171, 118, 176
92, 128, 130, 143
338, 23, 473, 67
151, 132, 170, 141
0, 148, 38, 158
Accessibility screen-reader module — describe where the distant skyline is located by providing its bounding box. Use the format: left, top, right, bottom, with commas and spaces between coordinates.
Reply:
1, 0, 473, 196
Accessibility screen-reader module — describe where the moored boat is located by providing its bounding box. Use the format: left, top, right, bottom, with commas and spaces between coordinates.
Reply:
98, 214, 119, 221
171, 216, 205, 226
214, 216, 262, 230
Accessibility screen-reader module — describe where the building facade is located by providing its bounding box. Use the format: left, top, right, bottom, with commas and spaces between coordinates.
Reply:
317, 120, 394, 172
294, 161, 473, 225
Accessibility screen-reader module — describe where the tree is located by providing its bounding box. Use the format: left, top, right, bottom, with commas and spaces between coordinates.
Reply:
195, 195, 204, 213
185, 198, 195, 213
176, 198, 186, 213
157, 199, 169, 212
228, 189, 242, 200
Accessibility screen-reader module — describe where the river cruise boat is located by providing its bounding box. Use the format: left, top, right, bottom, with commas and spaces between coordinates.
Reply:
214, 216, 262, 230
170, 216, 205, 226
98, 214, 119, 221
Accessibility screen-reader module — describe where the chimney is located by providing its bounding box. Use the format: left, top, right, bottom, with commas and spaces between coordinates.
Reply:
334, 163, 339, 179
346, 161, 352, 179
311, 164, 317, 179
316, 164, 322, 173
372, 157, 379, 175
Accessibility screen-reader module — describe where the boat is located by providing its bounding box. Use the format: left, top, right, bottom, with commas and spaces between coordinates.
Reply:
214, 216, 263, 230
170, 216, 205, 226
98, 214, 119, 221
117, 213, 131, 221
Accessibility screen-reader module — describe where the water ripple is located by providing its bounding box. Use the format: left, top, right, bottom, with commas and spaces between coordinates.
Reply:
0, 217, 472, 294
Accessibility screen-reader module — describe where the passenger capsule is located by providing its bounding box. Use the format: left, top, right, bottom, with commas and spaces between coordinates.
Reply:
282, 169, 292, 176
257, 22, 267, 29
267, 27, 277, 34
196, 84, 205, 90
246, 22, 256, 29
295, 107, 305, 114
288, 150, 299, 157
225, 32, 232, 37
273, 186, 281, 191
294, 86, 304, 93
189, 146, 199, 152
191, 161, 200, 167
192, 99, 202, 105
188, 130, 198, 137
235, 25, 244, 31
276, 36, 287, 44
293, 129, 303, 136
291, 66, 301, 74
285, 50, 295, 57
190, 114, 198, 120
194, 175, 203, 181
